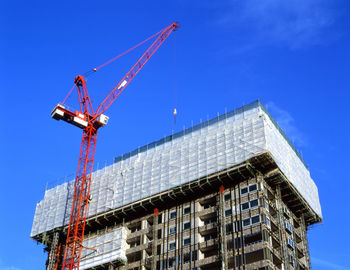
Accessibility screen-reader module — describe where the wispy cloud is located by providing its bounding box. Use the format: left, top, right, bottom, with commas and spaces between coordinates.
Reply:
0, 267, 20, 270
312, 257, 350, 270
0, 258, 20, 270
265, 101, 307, 147
213, 0, 338, 49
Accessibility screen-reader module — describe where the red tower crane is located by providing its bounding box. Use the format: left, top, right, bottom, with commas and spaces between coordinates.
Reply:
51, 22, 179, 270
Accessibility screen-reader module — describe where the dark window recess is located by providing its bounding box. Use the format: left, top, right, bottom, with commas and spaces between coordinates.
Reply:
170, 211, 177, 219
184, 206, 191, 215
242, 202, 249, 210
169, 242, 176, 250
130, 242, 138, 248
169, 226, 176, 235
183, 222, 191, 230
225, 209, 232, 216
184, 237, 191, 246
226, 223, 233, 234
245, 249, 264, 264
249, 184, 257, 192
227, 238, 242, 250
183, 253, 190, 264
244, 232, 263, 246
204, 219, 215, 225
168, 256, 176, 267
241, 187, 248, 195
250, 199, 259, 208
224, 193, 231, 201
243, 218, 251, 227
204, 234, 214, 241
251, 215, 260, 224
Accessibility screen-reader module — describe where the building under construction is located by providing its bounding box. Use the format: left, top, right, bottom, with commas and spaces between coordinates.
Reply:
31, 100, 322, 270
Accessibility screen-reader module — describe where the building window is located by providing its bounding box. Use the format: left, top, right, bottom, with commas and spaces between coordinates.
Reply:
250, 199, 259, 208
224, 193, 231, 201
249, 184, 257, 192
289, 254, 296, 267
204, 218, 214, 225
183, 251, 191, 264
169, 226, 176, 235
168, 256, 176, 268
169, 242, 176, 250
251, 215, 260, 224
204, 234, 213, 241
241, 184, 258, 196
241, 202, 249, 211
130, 241, 139, 248
225, 209, 232, 216
285, 221, 293, 234
184, 237, 191, 246
130, 227, 138, 233
243, 218, 251, 227
264, 201, 269, 212
263, 214, 271, 228
241, 187, 248, 195
241, 198, 259, 211
170, 210, 177, 220
283, 206, 291, 219
183, 222, 191, 230
183, 206, 191, 215
203, 204, 210, 209
287, 237, 295, 250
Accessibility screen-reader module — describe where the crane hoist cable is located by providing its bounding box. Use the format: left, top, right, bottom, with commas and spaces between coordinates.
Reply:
61, 26, 168, 106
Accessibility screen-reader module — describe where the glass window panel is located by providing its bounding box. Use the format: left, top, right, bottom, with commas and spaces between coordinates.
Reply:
249, 184, 257, 192
251, 215, 260, 224
250, 199, 259, 208
243, 218, 251, 227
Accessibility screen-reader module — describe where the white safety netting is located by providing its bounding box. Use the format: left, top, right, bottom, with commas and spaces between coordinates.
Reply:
31, 101, 322, 238
79, 227, 127, 270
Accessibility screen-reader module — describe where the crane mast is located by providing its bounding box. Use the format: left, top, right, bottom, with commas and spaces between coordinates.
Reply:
51, 22, 179, 270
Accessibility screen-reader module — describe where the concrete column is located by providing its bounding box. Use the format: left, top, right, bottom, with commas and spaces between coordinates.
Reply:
300, 215, 311, 269
218, 185, 228, 270
276, 185, 289, 270
152, 208, 159, 270
46, 231, 60, 270
141, 219, 148, 270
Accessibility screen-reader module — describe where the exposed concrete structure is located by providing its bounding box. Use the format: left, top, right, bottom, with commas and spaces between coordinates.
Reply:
32, 101, 322, 270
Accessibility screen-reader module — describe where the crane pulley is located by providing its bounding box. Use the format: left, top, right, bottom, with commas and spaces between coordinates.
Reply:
51, 22, 179, 270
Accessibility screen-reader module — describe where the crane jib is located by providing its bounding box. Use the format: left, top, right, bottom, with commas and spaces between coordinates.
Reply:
52, 22, 180, 270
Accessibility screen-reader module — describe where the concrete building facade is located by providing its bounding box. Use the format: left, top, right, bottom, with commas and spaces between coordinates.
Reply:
31, 101, 322, 270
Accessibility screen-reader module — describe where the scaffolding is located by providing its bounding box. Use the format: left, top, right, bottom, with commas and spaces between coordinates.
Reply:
31, 101, 321, 239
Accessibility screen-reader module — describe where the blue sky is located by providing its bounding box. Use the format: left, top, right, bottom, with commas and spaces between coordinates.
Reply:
0, 0, 349, 269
